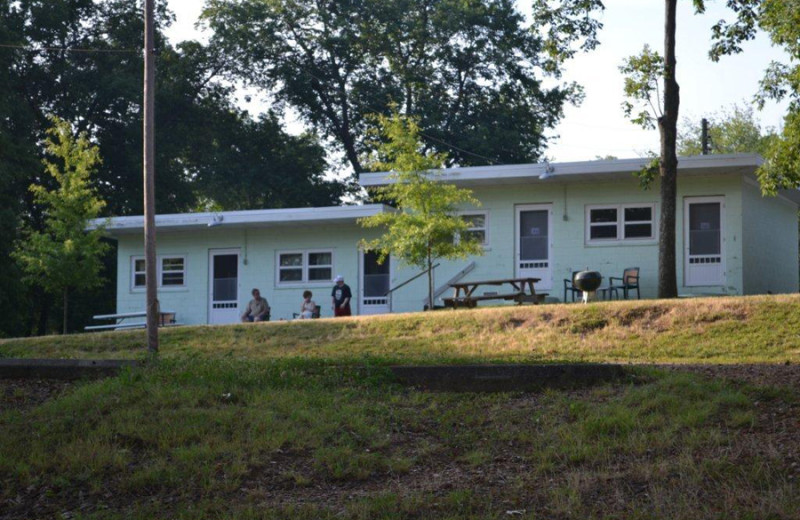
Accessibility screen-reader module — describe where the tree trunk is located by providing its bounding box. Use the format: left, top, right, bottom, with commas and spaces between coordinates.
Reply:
657, 0, 680, 299
35, 286, 50, 336
62, 287, 68, 335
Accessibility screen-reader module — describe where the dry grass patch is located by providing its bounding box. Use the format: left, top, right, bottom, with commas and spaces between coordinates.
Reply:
1, 294, 798, 365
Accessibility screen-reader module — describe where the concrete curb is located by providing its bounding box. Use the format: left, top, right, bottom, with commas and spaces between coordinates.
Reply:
389, 364, 628, 392
0, 359, 140, 380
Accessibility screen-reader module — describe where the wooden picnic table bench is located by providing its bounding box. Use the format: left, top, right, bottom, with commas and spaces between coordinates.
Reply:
84, 311, 180, 332
443, 277, 544, 308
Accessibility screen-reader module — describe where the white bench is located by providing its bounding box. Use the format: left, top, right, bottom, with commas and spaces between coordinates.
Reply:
85, 311, 179, 332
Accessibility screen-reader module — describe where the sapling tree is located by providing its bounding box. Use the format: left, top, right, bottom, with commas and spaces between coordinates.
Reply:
14, 117, 109, 334
359, 112, 484, 308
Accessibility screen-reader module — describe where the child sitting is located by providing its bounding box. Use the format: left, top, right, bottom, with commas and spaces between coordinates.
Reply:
299, 290, 316, 319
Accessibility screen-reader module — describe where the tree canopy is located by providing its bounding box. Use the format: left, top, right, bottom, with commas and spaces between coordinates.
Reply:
704, 0, 800, 195
678, 104, 776, 156
202, 0, 604, 173
359, 112, 484, 307
0, 0, 347, 335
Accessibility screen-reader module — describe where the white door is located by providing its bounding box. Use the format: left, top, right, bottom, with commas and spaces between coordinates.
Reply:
516, 204, 553, 290
360, 251, 391, 315
684, 197, 725, 286
208, 249, 240, 324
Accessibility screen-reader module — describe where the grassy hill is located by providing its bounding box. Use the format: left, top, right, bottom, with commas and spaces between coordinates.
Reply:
2, 295, 799, 519
2, 294, 800, 364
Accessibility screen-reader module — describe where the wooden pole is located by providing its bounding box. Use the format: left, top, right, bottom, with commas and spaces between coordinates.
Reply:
701, 118, 709, 155
143, 0, 158, 353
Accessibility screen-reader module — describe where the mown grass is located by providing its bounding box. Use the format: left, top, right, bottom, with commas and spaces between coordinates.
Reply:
2, 294, 800, 364
1, 360, 797, 519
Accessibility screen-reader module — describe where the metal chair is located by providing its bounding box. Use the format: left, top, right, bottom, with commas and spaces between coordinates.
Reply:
563, 272, 582, 302
608, 267, 640, 299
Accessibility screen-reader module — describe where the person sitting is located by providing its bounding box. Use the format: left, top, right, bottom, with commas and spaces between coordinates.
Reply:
241, 288, 270, 322
299, 290, 316, 319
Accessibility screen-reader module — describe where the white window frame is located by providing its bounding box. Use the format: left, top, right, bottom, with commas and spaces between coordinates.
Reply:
159, 256, 186, 288
275, 249, 335, 286
130, 255, 187, 291
456, 211, 490, 247
585, 203, 657, 245
131, 256, 147, 290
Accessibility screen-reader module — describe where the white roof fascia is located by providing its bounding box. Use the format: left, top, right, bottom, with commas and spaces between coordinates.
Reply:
90, 204, 393, 235
358, 153, 764, 187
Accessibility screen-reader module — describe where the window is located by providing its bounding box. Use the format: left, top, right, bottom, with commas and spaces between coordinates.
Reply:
131, 255, 186, 289
586, 204, 656, 244
624, 206, 654, 239
160, 257, 185, 286
277, 250, 334, 284
460, 212, 489, 246
589, 207, 618, 240
308, 252, 333, 281
454, 212, 489, 246
278, 253, 303, 282
132, 258, 146, 288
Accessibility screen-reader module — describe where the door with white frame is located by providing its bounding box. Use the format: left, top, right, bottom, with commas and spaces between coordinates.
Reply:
208, 249, 240, 324
360, 251, 391, 315
684, 197, 725, 287
515, 204, 553, 290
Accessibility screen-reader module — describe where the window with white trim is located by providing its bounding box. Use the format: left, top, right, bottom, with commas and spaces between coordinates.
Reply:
132, 257, 146, 288
586, 204, 656, 244
459, 212, 489, 246
277, 250, 334, 284
160, 257, 185, 286
131, 255, 186, 289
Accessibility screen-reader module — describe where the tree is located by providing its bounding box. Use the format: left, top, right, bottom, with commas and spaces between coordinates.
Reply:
678, 103, 776, 156
187, 111, 351, 210
202, 0, 604, 173
359, 112, 484, 308
704, 0, 800, 196
0, 1, 351, 335
13, 117, 110, 334
620, 1, 705, 299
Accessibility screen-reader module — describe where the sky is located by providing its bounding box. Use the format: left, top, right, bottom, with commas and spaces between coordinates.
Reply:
162, 0, 790, 164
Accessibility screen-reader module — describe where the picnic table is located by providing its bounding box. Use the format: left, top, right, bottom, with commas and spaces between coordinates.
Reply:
443, 277, 544, 308
84, 311, 180, 332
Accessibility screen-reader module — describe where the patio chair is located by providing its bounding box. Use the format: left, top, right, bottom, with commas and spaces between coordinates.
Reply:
563, 272, 582, 303
607, 267, 640, 300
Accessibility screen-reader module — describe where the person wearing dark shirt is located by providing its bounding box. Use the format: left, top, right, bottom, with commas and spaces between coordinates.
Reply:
331, 275, 352, 317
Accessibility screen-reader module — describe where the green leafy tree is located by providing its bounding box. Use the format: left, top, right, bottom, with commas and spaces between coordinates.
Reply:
359, 112, 484, 308
678, 104, 776, 156
0, 1, 350, 335
13, 117, 110, 334
202, 0, 604, 173
704, 0, 800, 196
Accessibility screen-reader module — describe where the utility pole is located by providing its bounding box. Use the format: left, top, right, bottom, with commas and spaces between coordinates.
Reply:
143, 0, 158, 354
701, 118, 710, 155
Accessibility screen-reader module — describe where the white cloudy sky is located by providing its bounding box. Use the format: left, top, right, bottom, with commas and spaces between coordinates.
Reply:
162, 0, 789, 163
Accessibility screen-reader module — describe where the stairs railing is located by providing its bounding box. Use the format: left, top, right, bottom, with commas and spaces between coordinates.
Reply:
423, 261, 476, 308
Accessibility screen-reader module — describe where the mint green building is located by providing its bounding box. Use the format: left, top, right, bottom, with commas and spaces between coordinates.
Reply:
99, 154, 799, 325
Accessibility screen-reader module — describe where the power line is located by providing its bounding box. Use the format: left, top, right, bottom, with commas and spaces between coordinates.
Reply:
0, 43, 140, 54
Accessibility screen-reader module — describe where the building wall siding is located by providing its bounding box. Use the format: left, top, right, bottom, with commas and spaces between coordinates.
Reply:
115, 172, 768, 324
741, 179, 799, 294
